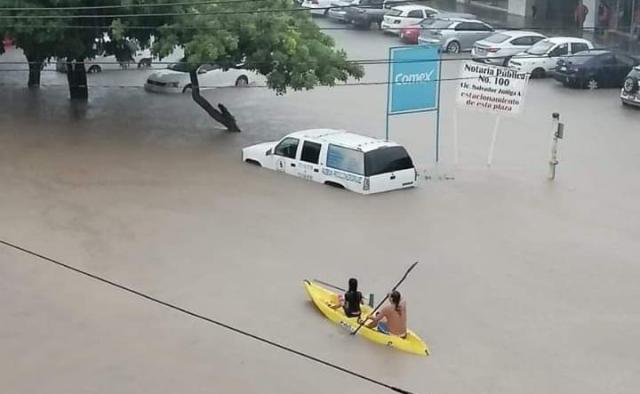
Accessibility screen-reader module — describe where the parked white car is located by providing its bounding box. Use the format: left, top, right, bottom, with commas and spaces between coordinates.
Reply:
381, 5, 439, 34
56, 50, 152, 73
242, 129, 418, 194
471, 30, 546, 66
508, 37, 593, 78
145, 62, 259, 94
55, 34, 153, 73
301, 0, 332, 15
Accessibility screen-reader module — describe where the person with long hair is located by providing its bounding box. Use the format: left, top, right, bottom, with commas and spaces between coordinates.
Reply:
365, 290, 407, 338
331, 278, 363, 318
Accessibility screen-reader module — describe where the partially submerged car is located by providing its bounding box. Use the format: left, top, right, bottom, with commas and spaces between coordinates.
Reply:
242, 129, 418, 194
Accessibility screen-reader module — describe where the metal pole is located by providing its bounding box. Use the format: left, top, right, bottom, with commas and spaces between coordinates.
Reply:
631, 0, 637, 37
385, 47, 392, 141
487, 116, 501, 167
453, 107, 459, 166
435, 56, 442, 162
549, 113, 560, 180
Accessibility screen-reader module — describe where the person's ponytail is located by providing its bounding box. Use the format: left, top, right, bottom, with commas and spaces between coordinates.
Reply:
390, 291, 402, 315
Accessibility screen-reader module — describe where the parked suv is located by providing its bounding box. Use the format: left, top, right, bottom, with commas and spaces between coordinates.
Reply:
417, 17, 494, 53
621, 66, 640, 107
381, 5, 438, 35
242, 129, 418, 194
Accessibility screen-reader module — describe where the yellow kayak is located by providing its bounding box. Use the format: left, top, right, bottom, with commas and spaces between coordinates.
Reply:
304, 280, 430, 356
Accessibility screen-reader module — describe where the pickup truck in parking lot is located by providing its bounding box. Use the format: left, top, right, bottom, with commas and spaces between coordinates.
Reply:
345, 0, 385, 29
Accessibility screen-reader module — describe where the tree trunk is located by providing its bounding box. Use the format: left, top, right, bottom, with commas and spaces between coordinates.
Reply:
26, 56, 43, 88
66, 61, 88, 100
189, 71, 240, 132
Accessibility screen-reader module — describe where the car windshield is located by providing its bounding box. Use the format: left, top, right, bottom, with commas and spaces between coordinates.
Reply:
387, 9, 403, 16
484, 33, 510, 44
526, 40, 555, 55
426, 19, 454, 29
168, 62, 191, 72
364, 146, 414, 176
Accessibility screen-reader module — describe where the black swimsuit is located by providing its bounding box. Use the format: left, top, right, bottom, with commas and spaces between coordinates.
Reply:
343, 291, 362, 317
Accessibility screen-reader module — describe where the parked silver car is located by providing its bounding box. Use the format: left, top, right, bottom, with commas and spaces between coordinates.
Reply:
472, 31, 546, 66
418, 17, 494, 53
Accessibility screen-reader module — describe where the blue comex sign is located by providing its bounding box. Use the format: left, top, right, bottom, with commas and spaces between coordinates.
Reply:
385, 45, 442, 161
388, 45, 440, 114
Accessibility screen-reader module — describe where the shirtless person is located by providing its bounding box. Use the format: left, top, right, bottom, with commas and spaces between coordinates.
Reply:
365, 290, 407, 338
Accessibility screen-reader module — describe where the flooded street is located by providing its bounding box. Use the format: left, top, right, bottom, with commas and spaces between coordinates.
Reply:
1, 17, 640, 394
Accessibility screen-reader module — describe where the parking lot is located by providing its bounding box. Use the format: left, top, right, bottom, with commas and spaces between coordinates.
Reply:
1, 13, 640, 394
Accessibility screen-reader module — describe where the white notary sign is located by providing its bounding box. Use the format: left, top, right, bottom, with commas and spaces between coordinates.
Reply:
457, 62, 530, 116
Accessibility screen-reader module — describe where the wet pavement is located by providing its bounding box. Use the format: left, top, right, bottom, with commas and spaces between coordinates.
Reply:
1, 16, 640, 394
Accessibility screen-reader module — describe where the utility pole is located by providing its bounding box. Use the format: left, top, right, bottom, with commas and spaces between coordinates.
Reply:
549, 112, 564, 180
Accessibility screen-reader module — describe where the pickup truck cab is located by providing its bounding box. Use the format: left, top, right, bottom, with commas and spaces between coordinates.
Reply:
345, 0, 386, 29
242, 129, 418, 194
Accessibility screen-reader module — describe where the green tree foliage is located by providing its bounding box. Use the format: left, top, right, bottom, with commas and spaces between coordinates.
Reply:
1, 0, 363, 127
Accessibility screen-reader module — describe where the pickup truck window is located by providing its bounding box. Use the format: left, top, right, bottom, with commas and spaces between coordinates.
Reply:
365, 146, 414, 176
301, 141, 322, 164
274, 137, 299, 159
327, 144, 364, 175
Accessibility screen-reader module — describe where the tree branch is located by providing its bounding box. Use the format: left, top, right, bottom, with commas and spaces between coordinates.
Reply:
189, 70, 240, 132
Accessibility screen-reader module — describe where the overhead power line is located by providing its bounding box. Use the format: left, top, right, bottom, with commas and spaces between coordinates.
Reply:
0, 0, 513, 19
0, 50, 621, 68
0, 238, 419, 394
0, 23, 608, 32
0, 0, 270, 11
0, 75, 497, 90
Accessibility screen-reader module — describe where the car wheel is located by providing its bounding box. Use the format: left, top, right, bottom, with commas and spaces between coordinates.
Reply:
531, 68, 545, 79
325, 181, 345, 189
446, 41, 460, 54
235, 76, 249, 87
244, 159, 262, 167
88, 65, 101, 73
623, 77, 639, 94
182, 84, 192, 93
137, 58, 152, 68
587, 77, 599, 90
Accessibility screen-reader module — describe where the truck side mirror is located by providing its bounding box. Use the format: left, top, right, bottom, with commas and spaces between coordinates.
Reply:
266, 148, 272, 156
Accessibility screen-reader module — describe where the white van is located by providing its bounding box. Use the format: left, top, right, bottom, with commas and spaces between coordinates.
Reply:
242, 129, 418, 194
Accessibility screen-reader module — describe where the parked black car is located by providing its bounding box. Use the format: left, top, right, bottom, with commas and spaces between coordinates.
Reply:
620, 66, 640, 107
551, 50, 640, 89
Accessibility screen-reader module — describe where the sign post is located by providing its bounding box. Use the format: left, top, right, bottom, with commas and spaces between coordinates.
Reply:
456, 62, 530, 166
386, 45, 441, 161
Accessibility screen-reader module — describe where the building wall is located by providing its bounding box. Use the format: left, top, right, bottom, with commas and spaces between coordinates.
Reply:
584, 0, 598, 28
508, 0, 532, 16
456, 0, 599, 28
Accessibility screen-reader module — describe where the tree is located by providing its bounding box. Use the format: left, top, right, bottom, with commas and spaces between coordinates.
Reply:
0, 6, 67, 87
2, 0, 363, 130
117, 0, 363, 131
0, 1, 160, 97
